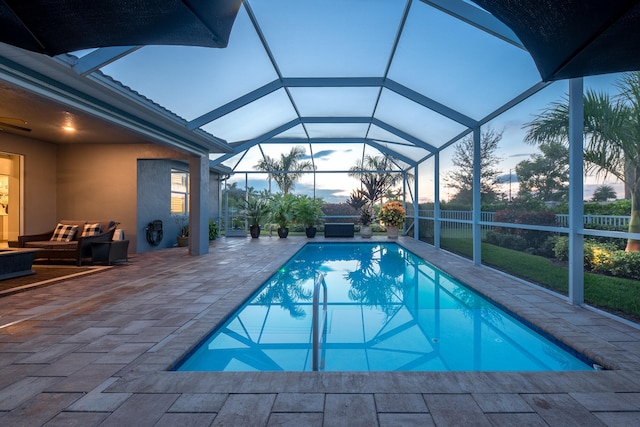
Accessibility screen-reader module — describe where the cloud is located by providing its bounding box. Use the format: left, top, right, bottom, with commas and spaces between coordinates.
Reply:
301, 149, 352, 160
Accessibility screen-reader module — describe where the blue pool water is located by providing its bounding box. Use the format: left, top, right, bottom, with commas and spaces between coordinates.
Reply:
175, 243, 593, 372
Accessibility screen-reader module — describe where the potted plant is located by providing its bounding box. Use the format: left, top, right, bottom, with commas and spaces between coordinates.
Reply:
172, 213, 189, 246
359, 204, 374, 238
378, 201, 405, 239
270, 194, 295, 238
208, 218, 220, 241
242, 195, 271, 238
293, 195, 324, 238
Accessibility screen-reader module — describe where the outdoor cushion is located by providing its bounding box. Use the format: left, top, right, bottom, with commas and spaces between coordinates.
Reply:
59, 220, 88, 240
24, 240, 77, 250
81, 223, 101, 237
51, 223, 78, 242
87, 220, 117, 235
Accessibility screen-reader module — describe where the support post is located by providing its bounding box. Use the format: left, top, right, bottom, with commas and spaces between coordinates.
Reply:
189, 154, 209, 256
434, 153, 441, 249
414, 166, 419, 239
472, 127, 481, 265
568, 78, 585, 305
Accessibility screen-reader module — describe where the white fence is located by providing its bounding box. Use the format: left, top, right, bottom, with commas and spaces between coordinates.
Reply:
416, 210, 630, 229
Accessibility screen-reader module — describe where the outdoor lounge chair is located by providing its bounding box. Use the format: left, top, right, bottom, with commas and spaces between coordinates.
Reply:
17, 220, 118, 266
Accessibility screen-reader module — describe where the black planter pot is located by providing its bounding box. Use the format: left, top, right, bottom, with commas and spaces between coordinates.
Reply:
249, 225, 261, 238
305, 226, 317, 238
277, 227, 289, 238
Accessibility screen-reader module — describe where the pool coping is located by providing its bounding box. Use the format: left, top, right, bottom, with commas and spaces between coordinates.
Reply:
107, 237, 640, 396
3, 235, 640, 425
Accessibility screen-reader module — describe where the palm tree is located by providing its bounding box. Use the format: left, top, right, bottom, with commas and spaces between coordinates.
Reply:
591, 185, 617, 202
254, 146, 314, 195
348, 154, 404, 205
524, 71, 640, 251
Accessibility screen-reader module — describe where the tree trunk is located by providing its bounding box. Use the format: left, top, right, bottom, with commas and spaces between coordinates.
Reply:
625, 178, 640, 252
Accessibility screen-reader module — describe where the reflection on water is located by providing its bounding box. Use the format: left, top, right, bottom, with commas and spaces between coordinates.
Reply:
344, 244, 407, 316
176, 243, 592, 372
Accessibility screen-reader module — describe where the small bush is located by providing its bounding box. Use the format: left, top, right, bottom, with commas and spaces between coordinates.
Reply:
584, 240, 617, 272
514, 211, 557, 248
538, 235, 560, 258
554, 237, 640, 280
553, 236, 569, 261
554, 199, 632, 215
484, 231, 528, 251
609, 251, 640, 280
492, 209, 557, 248
208, 219, 220, 240
493, 210, 520, 233
484, 231, 501, 245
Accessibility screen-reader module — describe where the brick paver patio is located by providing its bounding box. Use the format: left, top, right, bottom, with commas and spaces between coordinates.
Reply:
1, 236, 639, 426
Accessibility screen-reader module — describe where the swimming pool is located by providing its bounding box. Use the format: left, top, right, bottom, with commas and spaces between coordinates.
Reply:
174, 243, 593, 372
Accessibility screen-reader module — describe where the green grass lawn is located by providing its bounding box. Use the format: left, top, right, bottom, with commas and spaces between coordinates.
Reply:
441, 237, 640, 322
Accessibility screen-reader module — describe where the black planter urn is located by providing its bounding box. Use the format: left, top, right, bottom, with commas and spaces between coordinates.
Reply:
277, 227, 289, 238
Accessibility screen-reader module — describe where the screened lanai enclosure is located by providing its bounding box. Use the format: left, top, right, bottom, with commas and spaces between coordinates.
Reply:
1, 1, 640, 318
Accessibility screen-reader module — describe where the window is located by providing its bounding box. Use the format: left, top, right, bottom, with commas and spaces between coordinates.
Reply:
171, 169, 189, 214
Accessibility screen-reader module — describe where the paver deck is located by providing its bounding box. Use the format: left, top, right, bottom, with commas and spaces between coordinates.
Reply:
1, 236, 639, 426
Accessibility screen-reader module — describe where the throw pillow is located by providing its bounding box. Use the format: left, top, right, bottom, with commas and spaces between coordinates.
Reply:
81, 223, 101, 237
51, 223, 78, 242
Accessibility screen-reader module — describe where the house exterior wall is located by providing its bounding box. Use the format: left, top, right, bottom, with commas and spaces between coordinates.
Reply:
56, 143, 186, 253
0, 132, 57, 236
138, 159, 222, 253
137, 159, 174, 252
1, 136, 221, 254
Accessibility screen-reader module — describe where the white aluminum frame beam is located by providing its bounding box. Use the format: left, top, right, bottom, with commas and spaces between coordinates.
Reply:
210, 117, 437, 167
568, 78, 585, 305
420, 0, 524, 50
188, 77, 478, 132
69, 46, 141, 76
472, 126, 481, 265
434, 152, 441, 248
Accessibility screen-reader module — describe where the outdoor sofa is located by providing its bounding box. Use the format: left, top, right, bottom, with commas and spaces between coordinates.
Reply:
17, 220, 118, 266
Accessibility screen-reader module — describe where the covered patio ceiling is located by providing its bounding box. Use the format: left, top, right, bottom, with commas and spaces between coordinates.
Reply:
0, 0, 638, 178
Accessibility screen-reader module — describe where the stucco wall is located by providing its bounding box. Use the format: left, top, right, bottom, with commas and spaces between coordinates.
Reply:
138, 159, 222, 252
1, 136, 220, 254
0, 132, 57, 236
137, 159, 173, 252
57, 143, 188, 253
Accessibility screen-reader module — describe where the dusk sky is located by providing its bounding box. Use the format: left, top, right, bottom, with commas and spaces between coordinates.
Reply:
84, 0, 623, 203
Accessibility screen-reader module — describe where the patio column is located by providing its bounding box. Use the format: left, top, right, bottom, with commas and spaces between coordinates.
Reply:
568, 78, 585, 305
189, 154, 209, 256
472, 127, 481, 266
434, 152, 441, 249
414, 165, 419, 239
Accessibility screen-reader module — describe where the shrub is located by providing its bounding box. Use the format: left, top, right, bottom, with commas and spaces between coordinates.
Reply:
492, 209, 557, 248
538, 235, 560, 258
584, 240, 616, 272
553, 236, 569, 261
609, 251, 640, 280
208, 219, 220, 240
554, 199, 632, 215
484, 230, 501, 245
484, 231, 528, 251
323, 202, 358, 219
493, 210, 520, 233
554, 237, 640, 279
514, 211, 557, 248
